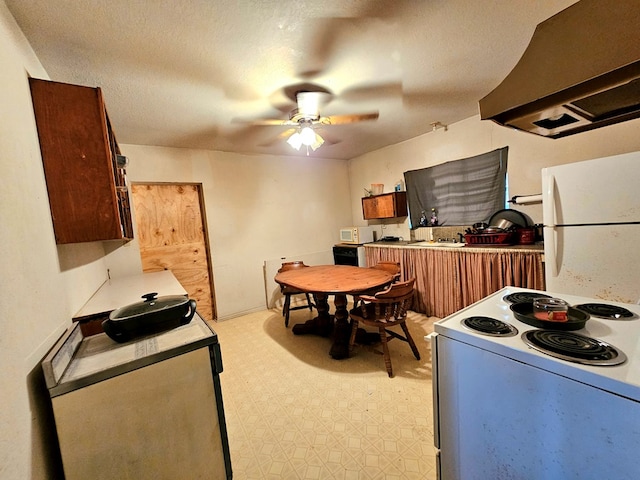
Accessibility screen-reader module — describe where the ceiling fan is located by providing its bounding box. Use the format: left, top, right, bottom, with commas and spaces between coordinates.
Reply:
234, 88, 379, 154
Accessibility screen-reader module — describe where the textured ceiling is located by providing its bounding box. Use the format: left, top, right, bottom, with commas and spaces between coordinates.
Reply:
7, 0, 577, 160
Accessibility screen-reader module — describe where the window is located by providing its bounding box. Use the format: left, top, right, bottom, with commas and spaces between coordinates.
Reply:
404, 147, 508, 227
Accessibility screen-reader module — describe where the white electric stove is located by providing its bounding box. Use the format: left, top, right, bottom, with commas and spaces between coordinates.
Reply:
431, 286, 640, 480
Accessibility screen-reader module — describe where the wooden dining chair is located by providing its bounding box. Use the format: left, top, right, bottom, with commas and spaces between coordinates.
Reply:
277, 261, 315, 327
352, 261, 401, 308
348, 278, 420, 377
370, 261, 401, 281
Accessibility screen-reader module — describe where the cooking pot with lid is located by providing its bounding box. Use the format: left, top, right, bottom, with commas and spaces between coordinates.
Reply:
102, 292, 197, 343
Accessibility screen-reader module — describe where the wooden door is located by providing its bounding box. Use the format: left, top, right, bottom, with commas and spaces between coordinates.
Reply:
131, 183, 216, 321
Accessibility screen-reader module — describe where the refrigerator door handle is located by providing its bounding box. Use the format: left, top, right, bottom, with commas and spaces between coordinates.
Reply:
543, 173, 559, 277
545, 226, 558, 277
543, 172, 556, 228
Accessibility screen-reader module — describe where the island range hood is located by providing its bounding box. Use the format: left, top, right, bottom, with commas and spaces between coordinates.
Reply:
479, 0, 640, 138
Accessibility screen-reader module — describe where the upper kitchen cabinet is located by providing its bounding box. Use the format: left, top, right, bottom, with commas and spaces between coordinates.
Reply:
362, 192, 408, 220
29, 78, 133, 244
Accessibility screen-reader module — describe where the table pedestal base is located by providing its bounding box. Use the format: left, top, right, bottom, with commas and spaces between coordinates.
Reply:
291, 293, 333, 337
291, 317, 333, 337
291, 293, 353, 360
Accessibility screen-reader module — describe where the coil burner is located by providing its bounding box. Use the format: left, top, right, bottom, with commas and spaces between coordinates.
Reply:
503, 292, 552, 304
461, 316, 518, 337
573, 303, 636, 320
522, 330, 627, 366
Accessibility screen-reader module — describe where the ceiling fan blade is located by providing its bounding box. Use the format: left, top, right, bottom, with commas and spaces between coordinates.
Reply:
297, 17, 344, 79
313, 127, 341, 146
341, 82, 404, 102
258, 128, 298, 147
276, 128, 297, 140
231, 117, 297, 126
319, 112, 379, 125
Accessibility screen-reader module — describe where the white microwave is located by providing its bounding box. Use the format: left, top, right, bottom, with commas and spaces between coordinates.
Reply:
339, 226, 375, 244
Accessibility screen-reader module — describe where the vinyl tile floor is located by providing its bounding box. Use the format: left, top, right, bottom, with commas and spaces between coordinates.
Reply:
210, 305, 438, 479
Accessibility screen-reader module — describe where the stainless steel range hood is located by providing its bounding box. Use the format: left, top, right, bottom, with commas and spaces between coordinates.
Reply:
479, 0, 640, 138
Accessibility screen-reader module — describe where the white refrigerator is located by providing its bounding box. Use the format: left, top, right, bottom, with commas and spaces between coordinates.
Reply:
542, 151, 640, 304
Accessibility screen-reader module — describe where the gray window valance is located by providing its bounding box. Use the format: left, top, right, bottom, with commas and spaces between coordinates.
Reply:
404, 147, 508, 227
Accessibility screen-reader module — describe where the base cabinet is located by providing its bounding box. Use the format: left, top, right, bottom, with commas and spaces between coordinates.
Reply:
43, 316, 232, 480
53, 349, 229, 479
362, 192, 408, 219
29, 78, 133, 244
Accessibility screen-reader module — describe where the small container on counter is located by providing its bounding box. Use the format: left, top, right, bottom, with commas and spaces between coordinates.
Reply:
516, 227, 536, 245
430, 208, 438, 226
533, 298, 569, 322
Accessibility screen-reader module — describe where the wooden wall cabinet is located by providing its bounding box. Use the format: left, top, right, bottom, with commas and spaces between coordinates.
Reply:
362, 191, 408, 219
29, 78, 133, 244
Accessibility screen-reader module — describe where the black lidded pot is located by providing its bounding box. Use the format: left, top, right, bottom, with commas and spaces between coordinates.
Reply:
102, 292, 197, 343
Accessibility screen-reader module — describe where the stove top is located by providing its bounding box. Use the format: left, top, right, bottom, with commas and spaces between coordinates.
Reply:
433, 287, 640, 401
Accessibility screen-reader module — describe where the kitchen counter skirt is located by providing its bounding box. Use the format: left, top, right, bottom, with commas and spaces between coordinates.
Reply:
365, 246, 545, 318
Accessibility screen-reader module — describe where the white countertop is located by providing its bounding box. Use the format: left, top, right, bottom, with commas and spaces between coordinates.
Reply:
43, 313, 215, 396
73, 270, 188, 319
365, 242, 544, 254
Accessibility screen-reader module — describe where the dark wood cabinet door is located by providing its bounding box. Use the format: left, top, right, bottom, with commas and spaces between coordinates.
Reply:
362, 192, 408, 219
29, 78, 133, 244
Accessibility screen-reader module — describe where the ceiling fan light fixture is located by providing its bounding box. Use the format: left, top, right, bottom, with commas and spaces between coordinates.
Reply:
286, 131, 303, 150
287, 125, 324, 152
309, 132, 324, 151
300, 126, 316, 146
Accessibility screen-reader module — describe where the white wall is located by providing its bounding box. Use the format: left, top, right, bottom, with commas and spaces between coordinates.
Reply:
112, 145, 352, 320
0, 3, 117, 478
348, 114, 640, 239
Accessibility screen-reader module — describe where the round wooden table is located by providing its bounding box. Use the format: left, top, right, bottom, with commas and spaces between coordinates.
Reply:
275, 265, 394, 359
